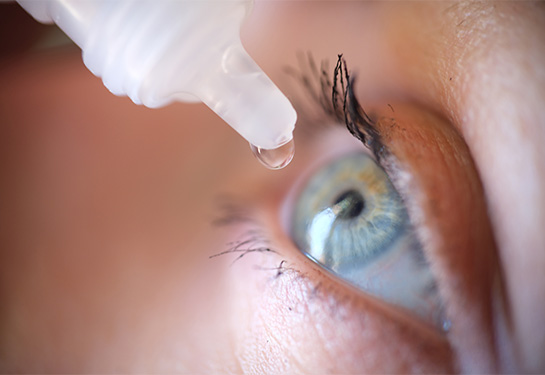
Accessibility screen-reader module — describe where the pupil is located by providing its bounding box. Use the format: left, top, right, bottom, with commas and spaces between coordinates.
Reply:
333, 189, 365, 219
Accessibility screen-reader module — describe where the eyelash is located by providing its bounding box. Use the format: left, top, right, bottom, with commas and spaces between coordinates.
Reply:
285, 53, 387, 162
210, 197, 280, 265
209, 193, 371, 306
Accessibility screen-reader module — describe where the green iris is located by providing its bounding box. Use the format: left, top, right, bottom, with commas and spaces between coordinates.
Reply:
291, 152, 408, 273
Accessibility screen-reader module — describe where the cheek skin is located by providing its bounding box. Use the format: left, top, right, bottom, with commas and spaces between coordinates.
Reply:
373, 104, 499, 373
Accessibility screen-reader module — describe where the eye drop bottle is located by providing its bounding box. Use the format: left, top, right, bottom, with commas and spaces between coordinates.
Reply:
17, 0, 297, 168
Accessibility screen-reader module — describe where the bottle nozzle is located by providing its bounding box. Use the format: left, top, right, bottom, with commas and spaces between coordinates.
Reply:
197, 43, 296, 156
18, 0, 297, 168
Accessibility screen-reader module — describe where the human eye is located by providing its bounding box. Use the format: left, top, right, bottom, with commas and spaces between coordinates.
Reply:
288, 59, 445, 329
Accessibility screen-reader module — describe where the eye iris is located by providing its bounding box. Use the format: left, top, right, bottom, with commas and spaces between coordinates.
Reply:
333, 190, 365, 219
291, 152, 406, 270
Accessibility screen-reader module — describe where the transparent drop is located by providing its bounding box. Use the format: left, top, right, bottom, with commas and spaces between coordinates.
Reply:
250, 138, 295, 170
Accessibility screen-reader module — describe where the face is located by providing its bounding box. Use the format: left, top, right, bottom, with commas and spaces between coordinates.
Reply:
1, 2, 544, 373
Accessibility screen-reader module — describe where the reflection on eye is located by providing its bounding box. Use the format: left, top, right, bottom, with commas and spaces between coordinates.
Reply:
291, 152, 447, 329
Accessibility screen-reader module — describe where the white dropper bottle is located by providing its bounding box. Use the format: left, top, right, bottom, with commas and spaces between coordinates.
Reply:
17, 0, 297, 169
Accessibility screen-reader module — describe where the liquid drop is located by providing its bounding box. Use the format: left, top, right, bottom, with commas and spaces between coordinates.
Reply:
250, 138, 295, 170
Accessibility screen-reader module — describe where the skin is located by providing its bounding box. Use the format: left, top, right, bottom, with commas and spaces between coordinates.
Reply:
0, 1, 544, 373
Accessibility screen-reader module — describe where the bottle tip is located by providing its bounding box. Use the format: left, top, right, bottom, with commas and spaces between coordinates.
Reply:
250, 138, 295, 170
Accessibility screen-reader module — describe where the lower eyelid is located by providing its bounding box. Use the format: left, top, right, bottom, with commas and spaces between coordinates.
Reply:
373, 106, 501, 372
215, 104, 495, 371
216, 201, 454, 373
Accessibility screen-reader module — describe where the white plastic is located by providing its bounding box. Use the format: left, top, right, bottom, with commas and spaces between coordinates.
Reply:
17, 0, 296, 150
